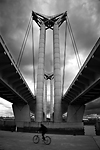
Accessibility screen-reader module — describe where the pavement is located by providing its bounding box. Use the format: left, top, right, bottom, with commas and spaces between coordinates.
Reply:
0, 130, 100, 150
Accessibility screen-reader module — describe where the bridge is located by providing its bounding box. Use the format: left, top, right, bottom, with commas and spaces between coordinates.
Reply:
61, 37, 100, 124
0, 11, 100, 133
62, 38, 100, 109
0, 35, 36, 114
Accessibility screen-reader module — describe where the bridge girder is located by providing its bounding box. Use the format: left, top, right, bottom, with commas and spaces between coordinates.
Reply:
0, 35, 36, 107
63, 38, 100, 105
32, 11, 67, 29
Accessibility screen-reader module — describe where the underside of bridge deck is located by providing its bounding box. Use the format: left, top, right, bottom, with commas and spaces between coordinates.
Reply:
62, 38, 100, 106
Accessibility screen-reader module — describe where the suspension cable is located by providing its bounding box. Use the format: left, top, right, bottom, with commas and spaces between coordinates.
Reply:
68, 24, 80, 69
62, 17, 67, 97
17, 15, 32, 67
67, 16, 81, 69
32, 18, 35, 95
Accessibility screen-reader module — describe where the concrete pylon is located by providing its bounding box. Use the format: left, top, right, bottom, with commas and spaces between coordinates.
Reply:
12, 104, 30, 128
67, 104, 85, 123
36, 23, 46, 122
53, 22, 62, 122
43, 79, 47, 121
50, 79, 54, 121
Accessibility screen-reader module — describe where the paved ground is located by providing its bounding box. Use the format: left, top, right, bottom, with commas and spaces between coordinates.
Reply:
0, 130, 100, 150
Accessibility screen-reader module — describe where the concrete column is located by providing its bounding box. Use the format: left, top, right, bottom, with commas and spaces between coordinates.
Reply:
43, 79, 47, 121
36, 23, 46, 122
67, 104, 85, 123
53, 22, 62, 122
12, 104, 30, 128
50, 79, 54, 121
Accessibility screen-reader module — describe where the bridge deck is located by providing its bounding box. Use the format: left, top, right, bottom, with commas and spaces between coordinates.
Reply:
0, 35, 36, 105
63, 38, 100, 105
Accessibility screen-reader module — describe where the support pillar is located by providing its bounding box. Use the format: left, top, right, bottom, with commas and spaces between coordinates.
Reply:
67, 104, 85, 123
12, 104, 30, 128
66, 104, 85, 135
36, 23, 46, 122
50, 79, 54, 121
43, 79, 47, 121
53, 22, 62, 122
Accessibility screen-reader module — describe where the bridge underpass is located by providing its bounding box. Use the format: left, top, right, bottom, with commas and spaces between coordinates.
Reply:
0, 11, 100, 135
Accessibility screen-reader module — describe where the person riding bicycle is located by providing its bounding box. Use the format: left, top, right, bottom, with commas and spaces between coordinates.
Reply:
38, 123, 48, 140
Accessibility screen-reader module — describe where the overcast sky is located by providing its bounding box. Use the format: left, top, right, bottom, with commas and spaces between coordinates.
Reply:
0, 0, 100, 117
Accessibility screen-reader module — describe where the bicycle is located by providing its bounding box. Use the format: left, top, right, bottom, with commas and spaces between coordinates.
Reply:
33, 133, 51, 145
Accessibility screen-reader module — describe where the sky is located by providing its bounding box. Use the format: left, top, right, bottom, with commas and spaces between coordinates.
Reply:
0, 0, 100, 117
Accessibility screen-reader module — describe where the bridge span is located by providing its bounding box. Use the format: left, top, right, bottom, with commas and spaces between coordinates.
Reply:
0, 35, 36, 114
63, 37, 100, 106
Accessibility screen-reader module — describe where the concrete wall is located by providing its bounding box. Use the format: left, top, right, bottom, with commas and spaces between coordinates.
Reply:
67, 104, 85, 123
12, 103, 30, 127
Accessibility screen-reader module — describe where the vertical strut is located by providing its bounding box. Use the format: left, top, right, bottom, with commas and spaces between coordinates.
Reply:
44, 79, 47, 121
36, 23, 46, 122
53, 22, 62, 122
50, 79, 54, 121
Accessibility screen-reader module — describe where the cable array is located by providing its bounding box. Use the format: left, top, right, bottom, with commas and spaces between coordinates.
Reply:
16, 15, 36, 94
62, 15, 82, 96
17, 16, 32, 67
67, 16, 81, 69
62, 18, 67, 97
32, 18, 35, 94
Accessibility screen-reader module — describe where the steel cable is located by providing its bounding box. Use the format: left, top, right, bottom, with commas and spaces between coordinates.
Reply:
32, 18, 35, 95
17, 16, 32, 67
67, 16, 81, 69
62, 17, 67, 97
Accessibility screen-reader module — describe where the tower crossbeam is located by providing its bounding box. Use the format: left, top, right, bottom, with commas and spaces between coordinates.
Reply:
32, 11, 67, 29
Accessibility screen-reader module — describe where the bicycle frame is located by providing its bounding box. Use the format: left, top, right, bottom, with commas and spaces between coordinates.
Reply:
33, 133, 51, 145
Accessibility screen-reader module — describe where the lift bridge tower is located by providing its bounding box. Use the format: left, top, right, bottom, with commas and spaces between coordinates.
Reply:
32, 11, 67, 123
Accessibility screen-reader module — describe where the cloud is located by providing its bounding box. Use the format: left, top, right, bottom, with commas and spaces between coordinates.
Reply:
56, 0, 100, 52
84, 108, 100, 115
86, 98, 100, 110
84, 98, 100, 115
0, 98, 13, 117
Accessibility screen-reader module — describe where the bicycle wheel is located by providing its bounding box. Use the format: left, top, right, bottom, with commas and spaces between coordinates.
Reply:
33, 135, 40, 144
44, 136, 51, 145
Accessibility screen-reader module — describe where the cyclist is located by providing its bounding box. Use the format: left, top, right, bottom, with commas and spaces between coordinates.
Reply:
38, 123, 48, 140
